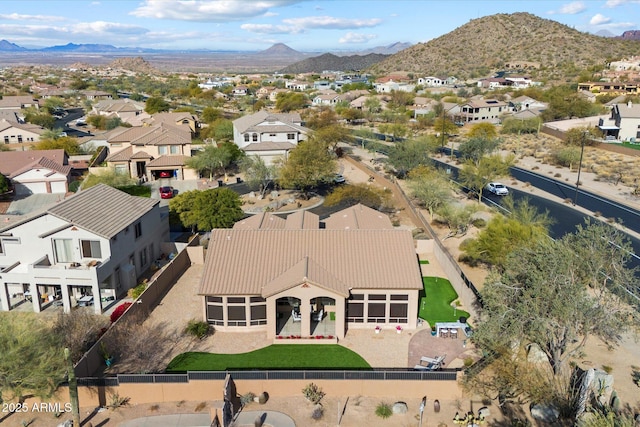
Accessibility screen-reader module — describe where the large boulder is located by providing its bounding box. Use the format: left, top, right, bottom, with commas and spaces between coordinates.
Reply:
392, 401, 408, 414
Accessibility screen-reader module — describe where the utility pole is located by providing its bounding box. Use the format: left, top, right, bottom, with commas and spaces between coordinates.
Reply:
573, 131, 587, 206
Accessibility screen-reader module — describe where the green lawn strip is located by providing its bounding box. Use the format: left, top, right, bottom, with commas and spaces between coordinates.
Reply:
419, 277, 469, 327
166, 344, 371, 372
419, 260, 429, 264
117, 185, 151, 197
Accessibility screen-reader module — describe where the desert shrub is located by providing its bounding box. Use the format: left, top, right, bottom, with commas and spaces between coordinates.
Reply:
129, 283, 147, 300
302, 383, 325, 404
324, 183, 392, 211
602, 365, 613, 374
108, 392, 130, 409
194, 402, 207, 412
185, 319, 210, 339
375, 402, 393, 419
110, 302, 132, 323
241, 392, 256, 405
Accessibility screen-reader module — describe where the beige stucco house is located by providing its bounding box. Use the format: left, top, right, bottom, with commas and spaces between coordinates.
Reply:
198, 205, 423, 340
105, 122, 198, 180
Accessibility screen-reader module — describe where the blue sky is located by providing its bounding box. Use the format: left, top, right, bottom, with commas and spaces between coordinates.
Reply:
1, 0, 638, 51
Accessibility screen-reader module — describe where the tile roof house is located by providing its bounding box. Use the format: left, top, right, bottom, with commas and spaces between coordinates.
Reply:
91, 98, 151, 126
0, 96, 40, 110
0, 184, 168, 314
104, 122, 197, 180
0, 119, 46, 145
0, 149, 71, 195
232, 110, 310, 166
199, 204, 423, 340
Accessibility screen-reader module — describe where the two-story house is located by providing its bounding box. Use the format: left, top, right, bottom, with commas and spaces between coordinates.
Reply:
457, 99, 507, 124
0, 184, 168, 314
104, 122, 197, 181
232, 110, 310, 165
598, 101, 640, 141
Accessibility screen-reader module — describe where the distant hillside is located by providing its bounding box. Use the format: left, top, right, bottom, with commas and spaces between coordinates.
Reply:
619, 30, 640, 41
353, 42, 413, 55
260, 43, 304, 57
41, 43, 122, 52
280, 52, 389, 74
106, 57, 159, 74
370, 12, 640, 81
0, 39, 27, 51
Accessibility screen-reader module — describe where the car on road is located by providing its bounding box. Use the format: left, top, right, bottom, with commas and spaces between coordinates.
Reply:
333, 174, 346, 184
159, 186, 174, 199
486, 182, 509, 196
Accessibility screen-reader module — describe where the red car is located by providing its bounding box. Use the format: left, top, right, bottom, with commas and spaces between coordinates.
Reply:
158, 171, 172, 178
159, 186, 174, 199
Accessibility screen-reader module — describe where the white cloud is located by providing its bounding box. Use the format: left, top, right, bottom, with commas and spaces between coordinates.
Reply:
338, 32, 377, 44
0, 22, 149, 46
0, 13, 65, 22
604, 0, 640, 7
558, 1, 587, 14
590, 13, 612, 25
282, 16, 382, 30
240, 23, 301, 34
130, 0, 301, 22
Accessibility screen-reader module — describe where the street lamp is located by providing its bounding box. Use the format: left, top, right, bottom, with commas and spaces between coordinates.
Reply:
573, 131, 587, 206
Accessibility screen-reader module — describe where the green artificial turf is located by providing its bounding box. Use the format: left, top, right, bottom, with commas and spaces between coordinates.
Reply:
117, 185, 151, 197
166, 344, 371, 372
419, 259, 430, 264
418, 277, 469, 327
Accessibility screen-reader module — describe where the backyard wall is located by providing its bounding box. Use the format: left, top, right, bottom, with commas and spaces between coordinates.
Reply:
38, 375, 463, 408
74, 235, 202, 377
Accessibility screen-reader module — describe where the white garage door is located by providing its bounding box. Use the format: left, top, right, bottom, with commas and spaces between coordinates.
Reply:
15, 182, 47, 195
50, 181, 67, 194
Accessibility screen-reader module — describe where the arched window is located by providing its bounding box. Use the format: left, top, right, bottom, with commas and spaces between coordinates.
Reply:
252, 133, 258, 142
244, 134, 249, 142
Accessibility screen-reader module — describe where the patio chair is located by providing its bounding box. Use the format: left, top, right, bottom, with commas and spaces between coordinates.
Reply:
450, 328, 458, 339
312, 309, 324, 322
420, 354, 446, 366
413, 361, 442, 371
440, 328, 450, 338
291, 308, 301, 322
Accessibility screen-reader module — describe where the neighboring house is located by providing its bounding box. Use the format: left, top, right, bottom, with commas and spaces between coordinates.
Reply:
598, 101, 640, 141
350, 95, 388, 111
312, 92, 340, 106
104, 122, 197, 180
232, 110, 310, 165
417, 76, 445, 87
269, 88, 288, 103
0, 95, 39, 110
0, 119, 45, 144
91, 98, 151, 126
0, 149, 70, 195
374, 81, 415, 93
577, 82, 639, 96
509, 96, 547, 112
504, 75, 534, 88
143, 112, 200, 135
313, 81, 332, 90
0, 184, 168, 315
610, 57, 640, 71
477, 78, 512, 90
285, 81, 310, 91
457, 99, 507, 123
81, 90, 113, 100
256, 86, 276, 99
232, 85, 249, 97
198, 204, 423, 340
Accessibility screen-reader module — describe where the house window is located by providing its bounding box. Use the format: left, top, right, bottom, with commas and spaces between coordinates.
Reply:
115, 164, 128, 174
227, 305, 246, 326
367, 303, 386, 323
389, 303, 408, 324
244, 134, 249, 142
158, 146, 168, 155
53, 239, 74, 263
252, 133, 258, 142
287, 133, 295, 140
347, 301, 364, 323
207, 304, 224, 325
3, 136, 8, 143
134, 222, 142, 239
139, 247, 147, 267
81, 240, 102, 258
170, 145, 180, 154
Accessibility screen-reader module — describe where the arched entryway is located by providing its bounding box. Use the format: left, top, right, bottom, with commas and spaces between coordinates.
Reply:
310, 296, 335, 337
275, 296, 301, 336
